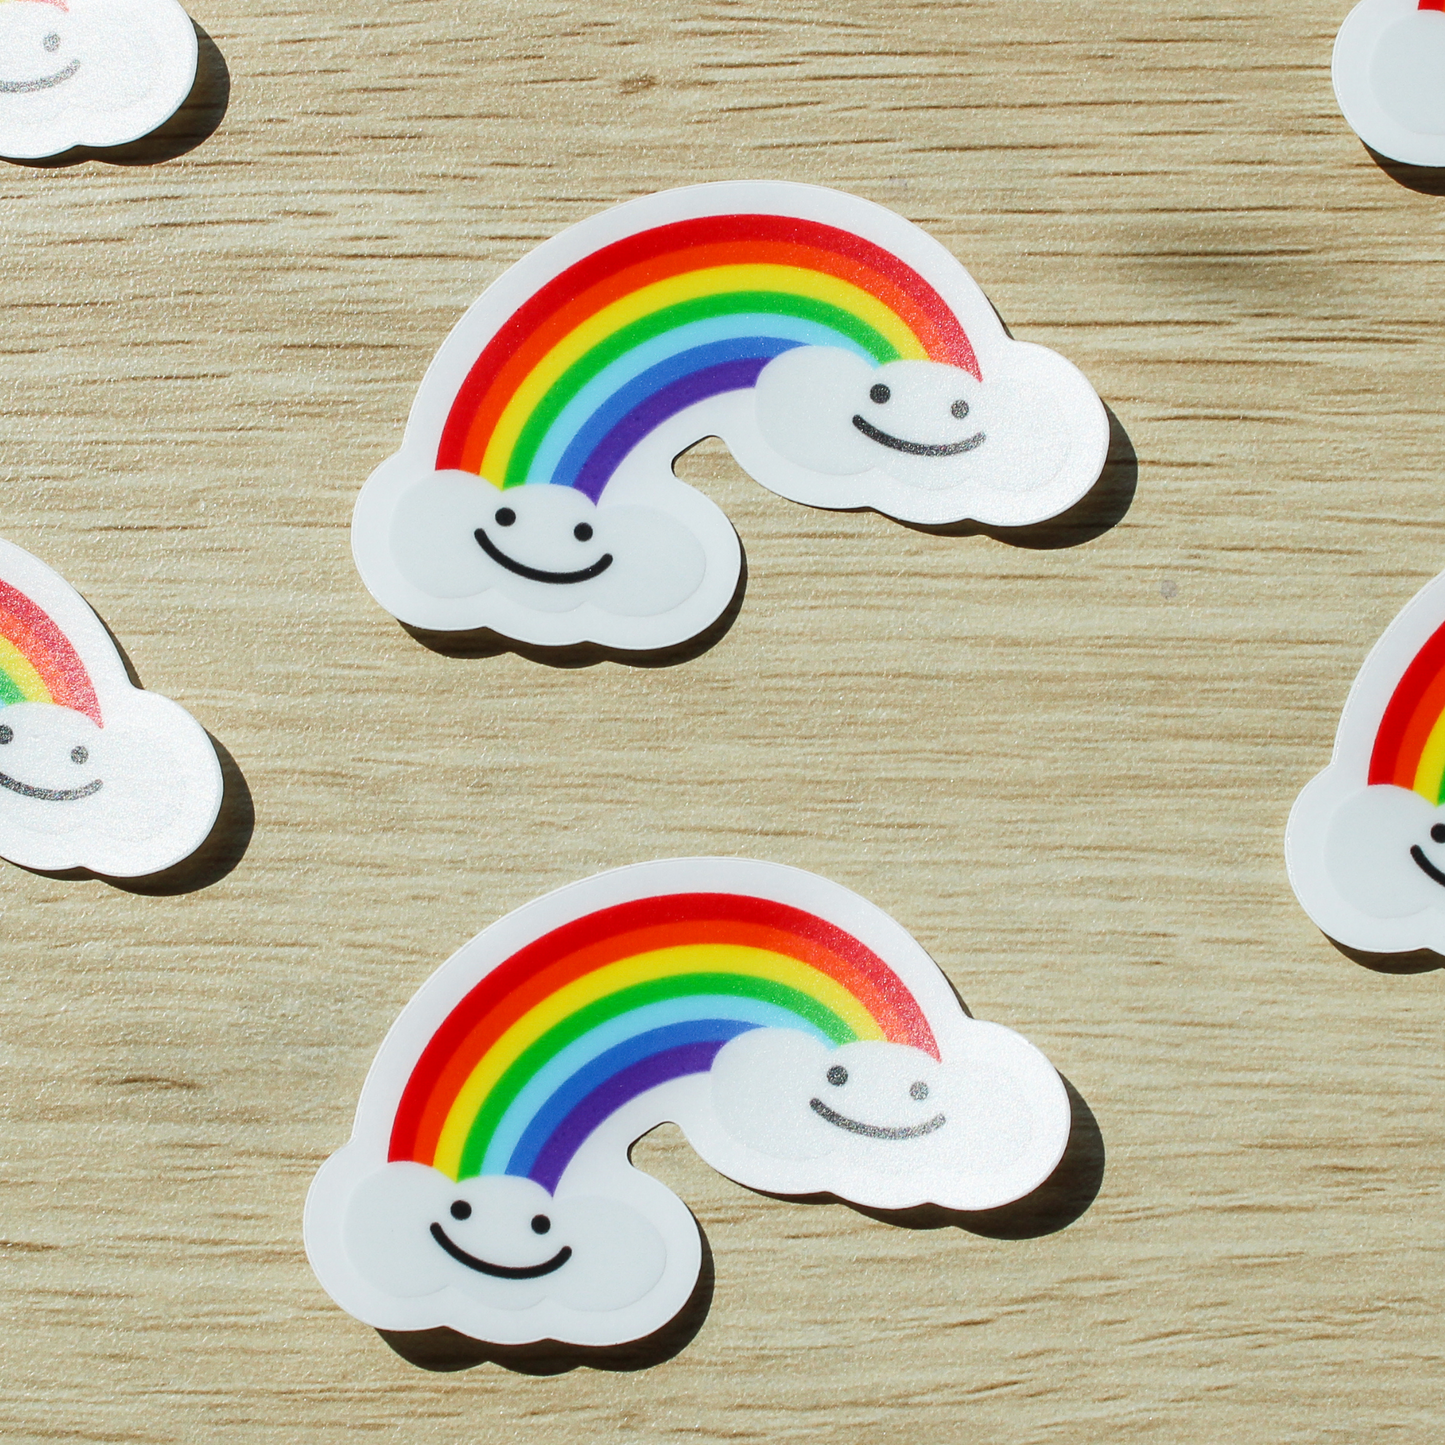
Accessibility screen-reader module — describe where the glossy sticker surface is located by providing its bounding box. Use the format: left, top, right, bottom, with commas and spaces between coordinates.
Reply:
1285, 569, 1445, 955
1333, 0, 1445, 166
351, 181, 1110, 653
0, 538, 222, 877
0, 0, 197, 160
306, 858, 1072, 1350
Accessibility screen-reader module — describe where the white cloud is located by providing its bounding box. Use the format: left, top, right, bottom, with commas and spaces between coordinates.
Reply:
0, 691, 222, 877
353, 457, 742, 652
0, 538, 223, 879
739, 342, 1109, 529
1334, 0, 1445, 167
0, 0, 198, 160
390, 473, 706, 619
701, 1026, 1069, 1213
1288, 770, 1445, 956
306, 1144, 704, 1349
343, 1165, 667, 1315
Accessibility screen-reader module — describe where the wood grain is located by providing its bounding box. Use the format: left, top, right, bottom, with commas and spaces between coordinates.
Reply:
1, 0, 1442, 1439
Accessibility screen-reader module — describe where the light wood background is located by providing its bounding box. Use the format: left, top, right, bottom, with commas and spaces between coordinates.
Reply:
2, 1, 1443, 1439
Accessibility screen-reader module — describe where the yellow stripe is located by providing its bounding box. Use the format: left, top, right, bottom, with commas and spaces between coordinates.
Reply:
431, 944, 884, 1177
0, 637, 51, 704
1413, 711, 1445, 803
478, 264, 928, 483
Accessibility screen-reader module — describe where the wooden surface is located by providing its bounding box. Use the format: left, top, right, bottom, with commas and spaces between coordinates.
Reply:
2, 1, 1443, 1439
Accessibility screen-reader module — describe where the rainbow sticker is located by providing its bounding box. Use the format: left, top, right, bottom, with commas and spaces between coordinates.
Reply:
1334, 0, 1445, 168
352, 182, 1110, 655
1288, 569, 1445, 955
306, 859, 1071, 1352
0, 0, 199, 162
0, 538, 222, 878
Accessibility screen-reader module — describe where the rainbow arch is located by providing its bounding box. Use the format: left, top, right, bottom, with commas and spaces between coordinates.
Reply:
435, 213, 979, 502
389, 891, 939, 1193
0, 577, 100, 725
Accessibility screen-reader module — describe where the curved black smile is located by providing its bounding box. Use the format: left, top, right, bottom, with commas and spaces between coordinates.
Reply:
809, 1097, 947, 1140
1409, 844, 1445, 887
0, 59, 80, 94
429, 1222, 573, 1279
0, 770, 102, 802
474, 528, 614, 585
851, 415, 986, 457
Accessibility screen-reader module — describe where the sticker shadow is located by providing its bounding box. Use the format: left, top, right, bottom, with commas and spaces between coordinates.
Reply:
1364, 144, 1445, 196
1326, 933, 1444, 975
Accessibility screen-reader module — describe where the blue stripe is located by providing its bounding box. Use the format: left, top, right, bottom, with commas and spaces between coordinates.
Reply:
549, 337, 802, 492
502, 1019, 756, 1179
482, 996, 826, 1174
525, 315, 868, 486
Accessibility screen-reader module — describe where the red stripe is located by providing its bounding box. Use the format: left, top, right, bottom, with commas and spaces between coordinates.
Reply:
1421, 1, 1445, 13
436, 213, 975, 472
402, 915, 923, 1167
0, 582, 101, 725
388, 892, 939, 1163
1368, 619, 1445, 786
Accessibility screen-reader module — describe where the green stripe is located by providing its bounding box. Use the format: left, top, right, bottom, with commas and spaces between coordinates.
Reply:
457, 972, 855, 1178
503, 291, 900, 488
0, 670, 25, 707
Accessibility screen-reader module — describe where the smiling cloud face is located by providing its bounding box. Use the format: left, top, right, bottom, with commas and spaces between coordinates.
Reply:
707, 1027, 1063, 1212
342, 1164, 668, 1316
374, 469, 727, 645
755, 352, 989, 486
0, 0, 198, 159
748, 342, 1109, 529
0, 694, 221, 877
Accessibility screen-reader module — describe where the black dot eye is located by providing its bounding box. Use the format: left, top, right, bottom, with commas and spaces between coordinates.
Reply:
495, 507, 516, 527
1431, 825, 1445, 845
869, 384, 890, 405
0, 724, 11, 745
951, 399, 970, 420
573, 523, 593, 542
44, 33, 60, 52
826, 1065, 848, 1086
910, 1080, 930, 1101
70, 746, 88, 765
450, 1199, 472, 1221
531, 1214, 551, 1235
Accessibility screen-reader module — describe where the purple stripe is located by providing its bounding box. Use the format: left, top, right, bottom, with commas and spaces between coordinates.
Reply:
528, 1041, 727, 1193
572, 357, 771, 501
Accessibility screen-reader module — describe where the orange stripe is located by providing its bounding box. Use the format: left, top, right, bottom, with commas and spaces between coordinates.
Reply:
1392, 666, 1445, 789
